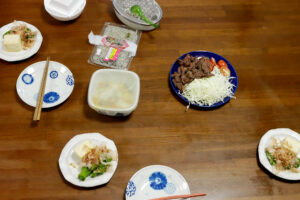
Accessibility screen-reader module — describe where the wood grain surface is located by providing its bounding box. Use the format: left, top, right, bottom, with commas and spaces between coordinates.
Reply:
0, 0, 299, 199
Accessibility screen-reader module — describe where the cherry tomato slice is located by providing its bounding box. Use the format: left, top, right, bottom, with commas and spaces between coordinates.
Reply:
210, 57, 217, 71
220, 66, 231, 77
217, 60, 228, 69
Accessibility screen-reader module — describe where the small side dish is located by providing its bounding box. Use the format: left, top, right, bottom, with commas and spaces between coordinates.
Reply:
171, 53, 236, 107
75, 140, 117, 181
258, 128, 300, 180
59, 133, 118, 187
0, 21, 43, 62
265, 137, 300, 172
3, 21, 37, 52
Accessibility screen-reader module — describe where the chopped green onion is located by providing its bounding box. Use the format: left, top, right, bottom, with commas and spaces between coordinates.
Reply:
2, 30, 11, 38
266, 151, 276, 165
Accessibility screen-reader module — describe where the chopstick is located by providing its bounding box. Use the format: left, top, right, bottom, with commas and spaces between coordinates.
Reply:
33, 57, 50, 121
149, 193, 206, 200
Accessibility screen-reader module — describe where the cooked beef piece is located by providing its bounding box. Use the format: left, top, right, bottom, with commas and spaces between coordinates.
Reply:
172, 55, 213, 92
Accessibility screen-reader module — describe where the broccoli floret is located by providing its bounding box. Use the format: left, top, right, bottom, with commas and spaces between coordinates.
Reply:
78, 167, 92, 181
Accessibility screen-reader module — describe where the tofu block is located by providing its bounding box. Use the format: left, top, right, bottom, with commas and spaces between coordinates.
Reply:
283, 137, 300, 154
3, 34, 22, 52
74, 140, 95, 159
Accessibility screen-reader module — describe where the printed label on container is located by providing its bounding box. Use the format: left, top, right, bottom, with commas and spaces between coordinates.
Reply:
88, 31, 137, 56
104, 47, 121, 62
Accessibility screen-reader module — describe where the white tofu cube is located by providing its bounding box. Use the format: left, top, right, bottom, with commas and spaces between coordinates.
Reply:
3, 34, 22, 52
284, 137, 300, 154
74, 140, 95, 160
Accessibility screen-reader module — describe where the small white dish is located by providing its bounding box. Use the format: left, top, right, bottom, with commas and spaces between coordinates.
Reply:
16, 60, 74, 108
0, 21, 43, 62
258, 128, 300, 180
44, 0, 86, 21
88, 69, 140, 117
59, 133, 118, 187
125, 165, 190, 200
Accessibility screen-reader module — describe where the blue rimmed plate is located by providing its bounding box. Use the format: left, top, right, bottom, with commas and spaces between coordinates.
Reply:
169, 51, 238, 109
125, 165, 190, 200
16, 60, 74, 108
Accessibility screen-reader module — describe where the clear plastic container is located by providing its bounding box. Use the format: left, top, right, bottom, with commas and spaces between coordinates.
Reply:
88, 22, 142, 70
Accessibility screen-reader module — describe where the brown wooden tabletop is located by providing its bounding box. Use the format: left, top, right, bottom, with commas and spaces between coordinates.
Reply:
0, 0, 299, 199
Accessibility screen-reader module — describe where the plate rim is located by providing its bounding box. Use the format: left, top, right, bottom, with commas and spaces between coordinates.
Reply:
16, 60, 74, 108
126, 165, 190, 200
0, 20, 43, 62
169, 50, 238, 108
58, 132, 119, 187
258, 128, 300, 181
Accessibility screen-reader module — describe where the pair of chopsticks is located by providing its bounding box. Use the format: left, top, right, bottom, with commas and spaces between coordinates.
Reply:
149, 193, 206, 200
33, 57, 50, 121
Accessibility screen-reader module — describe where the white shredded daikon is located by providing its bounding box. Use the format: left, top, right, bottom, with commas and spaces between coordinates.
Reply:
181, 67, 235, 106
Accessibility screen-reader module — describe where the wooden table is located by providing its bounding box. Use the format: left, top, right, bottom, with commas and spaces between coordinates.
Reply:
0, 0, 299, 199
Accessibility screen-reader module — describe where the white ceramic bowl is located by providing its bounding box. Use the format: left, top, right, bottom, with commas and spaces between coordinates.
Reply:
112, 0, 162, 31
88, 69, 140, 117
44, 0, 86, 21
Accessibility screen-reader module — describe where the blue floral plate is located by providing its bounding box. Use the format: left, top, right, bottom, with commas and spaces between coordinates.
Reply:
16, 60, 74, 108
169, 51, 238, 109
125, 165, 190, 200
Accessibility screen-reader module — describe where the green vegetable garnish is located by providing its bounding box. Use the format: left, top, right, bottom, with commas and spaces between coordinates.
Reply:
26, 28, 31, 32
78, 167, 92, 181
2, 30, 11, 38
294, 158, 300, 168
266, 151, 276, 165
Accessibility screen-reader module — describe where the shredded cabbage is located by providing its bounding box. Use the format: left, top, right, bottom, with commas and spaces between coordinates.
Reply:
181, 67, 235, 106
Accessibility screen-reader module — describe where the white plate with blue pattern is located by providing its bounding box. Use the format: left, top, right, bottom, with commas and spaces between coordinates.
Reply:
16, 60, 74, 108
125, 165, 190, 200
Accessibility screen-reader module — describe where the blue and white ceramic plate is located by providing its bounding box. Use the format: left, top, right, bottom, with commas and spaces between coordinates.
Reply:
169, 51, 238, 109
59, 133, 118, 187
0, 21, 43, 62
125, 165, 190, 200
16, 60, 74, 108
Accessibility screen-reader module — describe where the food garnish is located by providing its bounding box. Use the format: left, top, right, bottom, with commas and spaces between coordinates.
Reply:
74, 140, 117, 181
265, 137, 300, 172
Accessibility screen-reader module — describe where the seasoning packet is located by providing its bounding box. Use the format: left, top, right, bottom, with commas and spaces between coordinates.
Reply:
88, 23, 142, 70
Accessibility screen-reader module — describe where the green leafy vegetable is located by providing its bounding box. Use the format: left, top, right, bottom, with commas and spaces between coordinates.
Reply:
78, 167, 92, 181
266, 151, 276, 165
294, 158, 300, 168
2, 30, 11, 38
78, 163, 109, 180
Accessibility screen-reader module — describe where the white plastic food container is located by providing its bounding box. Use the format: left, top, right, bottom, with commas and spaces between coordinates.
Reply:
88, 69, 140, 117
44, 0, 86, 21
